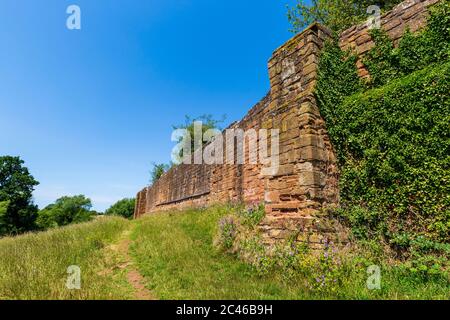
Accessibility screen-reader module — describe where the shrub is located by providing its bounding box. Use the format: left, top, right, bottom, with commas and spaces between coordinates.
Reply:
335, 63, 450, 243
307, 240, 347, 294
238, 235, 277, 276
237, 203, 266, 229
105, 198, 135, 219
217, 216, 237, 250
36, 195, 95, 229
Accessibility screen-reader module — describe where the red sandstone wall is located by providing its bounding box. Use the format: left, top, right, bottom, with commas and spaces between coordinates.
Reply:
135, 23, 343, 247
135, 23, 336, 215
134, 0, 440, 245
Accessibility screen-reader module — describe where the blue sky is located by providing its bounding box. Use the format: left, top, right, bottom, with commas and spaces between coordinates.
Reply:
0, 0, 299, 211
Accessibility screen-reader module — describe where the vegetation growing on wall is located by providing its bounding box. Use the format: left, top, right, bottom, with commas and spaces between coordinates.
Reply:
364, 0, 450, 87
149, 163, 171, 185
212, 205, 448, 298
287, 0, 403, 33
315, 1, 449, 274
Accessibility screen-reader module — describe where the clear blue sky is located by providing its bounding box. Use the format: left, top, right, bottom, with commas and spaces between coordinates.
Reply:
0, 0, 299, 211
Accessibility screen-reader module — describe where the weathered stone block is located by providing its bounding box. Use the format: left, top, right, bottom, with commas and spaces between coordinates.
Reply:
265, 191, 280, 203
298, 171, 326, 187
298, 101, 320, 116
298, 134, 325, 148
299, 146, 326, 161
383, 17, 402, 31
272, 164, 295, 177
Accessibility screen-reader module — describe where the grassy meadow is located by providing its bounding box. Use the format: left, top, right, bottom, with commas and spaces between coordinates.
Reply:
130, 206, 449, 300
0, 216, 133, 300
0, 207, 448, 300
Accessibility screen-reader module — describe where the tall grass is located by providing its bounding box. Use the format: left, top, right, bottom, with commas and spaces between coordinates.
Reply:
130, 206, 306, 300
0, 207, 447, 300
130, 206, 449, 300
0, 216, 132, 300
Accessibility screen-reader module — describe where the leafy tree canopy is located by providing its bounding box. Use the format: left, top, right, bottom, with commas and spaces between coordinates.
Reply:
0, 156, 39, 235
105, 198, 136, 219
150, 163, 171, 185
0, 201, 10, 233
172, 114, 225, 163
36, 195, 95, 229
287, 0, 403, 33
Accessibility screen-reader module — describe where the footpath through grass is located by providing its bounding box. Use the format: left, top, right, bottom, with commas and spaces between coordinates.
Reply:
0, 208, 447, 300
130, 206, 308, 300
130, 206, 449, 300
0, 216, 134, 300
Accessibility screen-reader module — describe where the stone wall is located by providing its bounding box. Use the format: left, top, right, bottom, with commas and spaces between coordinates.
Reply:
135, 0, 440, 247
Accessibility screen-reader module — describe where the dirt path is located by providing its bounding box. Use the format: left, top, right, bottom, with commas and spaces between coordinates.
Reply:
111, 229, 156, 300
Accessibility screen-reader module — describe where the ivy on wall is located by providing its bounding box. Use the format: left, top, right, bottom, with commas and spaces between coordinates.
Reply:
315, 0, 450, 251
364, 0, 450, 87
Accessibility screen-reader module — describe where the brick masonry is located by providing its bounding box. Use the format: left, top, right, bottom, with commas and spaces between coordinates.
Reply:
135, 0, 440, 247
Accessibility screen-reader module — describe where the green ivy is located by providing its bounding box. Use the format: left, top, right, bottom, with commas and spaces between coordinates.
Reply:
337, 63, 450, 243
364, 0, 450, 87
316, 38, 363, 135
315, 0, 450, 252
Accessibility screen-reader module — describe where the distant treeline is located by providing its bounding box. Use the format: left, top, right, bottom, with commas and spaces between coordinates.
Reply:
0, 156, 135, 237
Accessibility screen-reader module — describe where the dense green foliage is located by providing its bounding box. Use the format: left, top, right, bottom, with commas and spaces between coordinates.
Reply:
0, 156, 39, 236
364, 1, 450, 87
316, 39, 364, 129
336, 63, 449, 243
287, 0, 402, 32
315, 1, 449, 266
36, 195, 96, 229
0, 202, 9, 228
105, 198, 136, 219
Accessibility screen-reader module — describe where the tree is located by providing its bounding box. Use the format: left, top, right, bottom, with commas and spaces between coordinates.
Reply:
105, 198, 136, 219
0, 156, 40, 236
287, 0, 403, 33
36, 195, 95, 229
150, 163, 170, 185
0, 201, 10, 235
172, 114, 225, 163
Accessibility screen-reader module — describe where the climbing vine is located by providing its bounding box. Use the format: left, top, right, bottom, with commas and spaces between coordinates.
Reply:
315, 0, 450, 259
364, 0, 450, 87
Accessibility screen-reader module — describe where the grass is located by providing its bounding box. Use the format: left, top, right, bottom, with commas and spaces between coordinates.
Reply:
130, 206, 307, 300
0, 207, 447, 300
0, 216, 133, 300
130, 206, 449, 300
